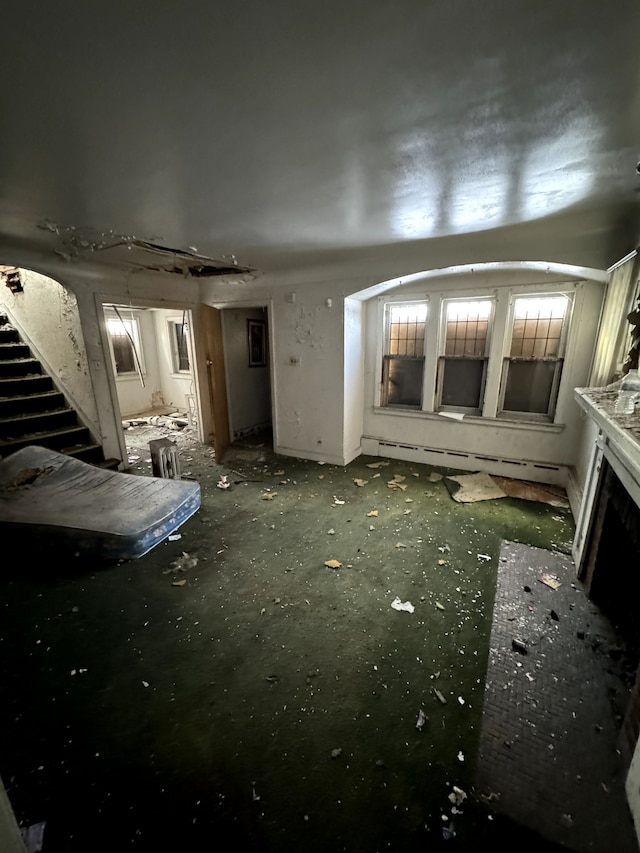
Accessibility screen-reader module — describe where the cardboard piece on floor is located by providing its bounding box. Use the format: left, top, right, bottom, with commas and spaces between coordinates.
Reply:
445, 472, 507, 503
491, 476, 569, 508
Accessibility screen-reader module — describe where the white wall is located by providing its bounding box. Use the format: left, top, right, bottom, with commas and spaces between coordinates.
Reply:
221, 306, 271, 438
359, 270, 605, 484
105, 307, 162, 417
152, 309, 196, 414
0, 269, 99, 433
343, 297, 365, 462
269, 288, 346, 464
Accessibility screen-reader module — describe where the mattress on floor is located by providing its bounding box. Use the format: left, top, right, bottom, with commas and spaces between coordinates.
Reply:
0, 445, 201, 560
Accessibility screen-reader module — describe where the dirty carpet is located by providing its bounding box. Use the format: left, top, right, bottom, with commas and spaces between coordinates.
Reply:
0, 428, 636, 852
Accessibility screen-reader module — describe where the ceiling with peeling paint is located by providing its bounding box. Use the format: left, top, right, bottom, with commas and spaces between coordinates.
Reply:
1, 0, 640, 281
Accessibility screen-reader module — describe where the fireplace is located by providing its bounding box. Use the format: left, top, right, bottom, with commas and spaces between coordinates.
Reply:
575, 386, 640, 766
581, 457, 640, 648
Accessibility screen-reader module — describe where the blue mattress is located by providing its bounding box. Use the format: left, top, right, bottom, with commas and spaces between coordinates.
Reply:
0, 445, 201, 560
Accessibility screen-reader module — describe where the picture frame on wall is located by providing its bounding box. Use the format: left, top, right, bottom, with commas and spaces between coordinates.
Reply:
248, 319, 267, 367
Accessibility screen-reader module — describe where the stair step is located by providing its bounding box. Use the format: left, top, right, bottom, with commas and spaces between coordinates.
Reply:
0, 358, 42, 378
68, 446, 118, 466
0, 327, 20, 344
0, 424, 92, 456
96, 457, 122, 470
0, 390, 65, 417
0, 342, 30, 361
0, 314, 121, 471
0, 374, 54, 396
0, 407, 79, 439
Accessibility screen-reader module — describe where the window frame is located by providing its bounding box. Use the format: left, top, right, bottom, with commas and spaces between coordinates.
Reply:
436, 296, 495, 415
374, 284, 577, 427
106, 312, 145, 378
168, 316, 191, 375
497, 292, 573, 422
379, 298, 428, 410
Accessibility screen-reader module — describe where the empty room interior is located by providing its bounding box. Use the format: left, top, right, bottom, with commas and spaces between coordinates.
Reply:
1, 2, 640, 851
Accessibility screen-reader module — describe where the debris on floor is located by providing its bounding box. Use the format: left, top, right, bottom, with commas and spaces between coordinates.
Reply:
21, 821, 46, 853
448, 785, 467, 806
324, 559, 342, 569
444, 472, 507, 503
164, 552, 198, 574
122, 412, 189, 430
491, 476, 570, 507
391, 597, 415, 613
434, 688, 447, 704
539, 573, 561, 590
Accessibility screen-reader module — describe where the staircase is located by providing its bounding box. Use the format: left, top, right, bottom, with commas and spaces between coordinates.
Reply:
0, 314, 119, 468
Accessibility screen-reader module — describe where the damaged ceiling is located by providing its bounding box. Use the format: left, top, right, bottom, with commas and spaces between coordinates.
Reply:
36, 221, 254, 278
1, 0, 640, 281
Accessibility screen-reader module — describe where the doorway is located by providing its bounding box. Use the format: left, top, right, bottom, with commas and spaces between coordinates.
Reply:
101, 302, 201, 470
202, 304, 273, 464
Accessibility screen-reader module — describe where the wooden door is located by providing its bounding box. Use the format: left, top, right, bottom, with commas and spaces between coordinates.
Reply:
201, 305, 230, 464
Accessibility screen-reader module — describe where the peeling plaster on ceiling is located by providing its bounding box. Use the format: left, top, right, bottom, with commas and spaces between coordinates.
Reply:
36, 221, 254, 278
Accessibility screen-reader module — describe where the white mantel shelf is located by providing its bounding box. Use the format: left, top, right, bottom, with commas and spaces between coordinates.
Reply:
575, 386, 640, 510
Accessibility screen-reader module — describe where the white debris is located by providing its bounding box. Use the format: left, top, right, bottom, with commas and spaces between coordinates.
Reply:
448, 786, 467, 806
391, 597, 415, 613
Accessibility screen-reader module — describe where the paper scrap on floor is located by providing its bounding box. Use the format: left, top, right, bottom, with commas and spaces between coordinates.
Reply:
445, 472, 507, 503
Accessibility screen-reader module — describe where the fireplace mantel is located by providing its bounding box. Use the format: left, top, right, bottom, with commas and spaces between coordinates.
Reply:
575, 387, 640, 513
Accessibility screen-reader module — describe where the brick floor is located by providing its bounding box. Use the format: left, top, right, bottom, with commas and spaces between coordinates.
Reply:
476, 540, 638, 853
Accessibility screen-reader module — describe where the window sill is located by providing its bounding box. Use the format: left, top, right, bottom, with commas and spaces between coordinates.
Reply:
115, 373, 146, 381
372, 406, 565, 433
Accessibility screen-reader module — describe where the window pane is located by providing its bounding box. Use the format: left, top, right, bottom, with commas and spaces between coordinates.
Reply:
387, 303, 426, 358
107, 319, 137, 374
503, 360, 560, 414
510, 296, 567, 358
111, 334, 136, 373
444, 300, 491, 357
173, 323, 190, 371
441, 358, 486, 409
383, 356, 424, 407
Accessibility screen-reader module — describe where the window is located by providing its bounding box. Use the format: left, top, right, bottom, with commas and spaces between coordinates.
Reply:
169, 317, 191, 373
381, 302, 427, 407
499, 295, 570, 419
376, 286, 575, 425
437, 299, 492, 413
107, 315, 143, 376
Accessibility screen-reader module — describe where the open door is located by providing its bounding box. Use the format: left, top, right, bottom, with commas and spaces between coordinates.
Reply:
201, 305, 231, 463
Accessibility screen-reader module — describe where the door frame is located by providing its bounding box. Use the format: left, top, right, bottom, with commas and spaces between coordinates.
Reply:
97, 295, 203, 469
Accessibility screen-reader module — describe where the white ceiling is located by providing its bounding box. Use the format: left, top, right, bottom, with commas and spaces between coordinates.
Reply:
2, 0, 640, 281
